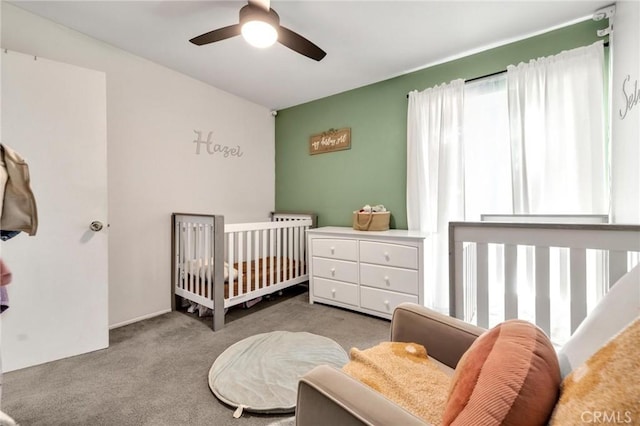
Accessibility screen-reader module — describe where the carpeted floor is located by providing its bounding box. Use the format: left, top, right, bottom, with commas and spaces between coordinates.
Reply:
1, 285, 389, 425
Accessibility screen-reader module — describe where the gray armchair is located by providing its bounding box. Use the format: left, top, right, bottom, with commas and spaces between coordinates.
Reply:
295, 303, 485, 426
296, 265, 640, 426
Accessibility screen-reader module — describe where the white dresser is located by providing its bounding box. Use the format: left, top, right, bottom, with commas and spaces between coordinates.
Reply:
307, 227, 428, 319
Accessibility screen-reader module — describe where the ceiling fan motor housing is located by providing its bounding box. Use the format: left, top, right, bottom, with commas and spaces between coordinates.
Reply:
240, 4, 280, 29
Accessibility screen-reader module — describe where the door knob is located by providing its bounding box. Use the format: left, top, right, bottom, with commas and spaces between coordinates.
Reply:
90, 221, 104, 232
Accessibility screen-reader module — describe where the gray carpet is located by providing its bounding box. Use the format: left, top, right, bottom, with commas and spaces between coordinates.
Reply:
1, 285, 389, 425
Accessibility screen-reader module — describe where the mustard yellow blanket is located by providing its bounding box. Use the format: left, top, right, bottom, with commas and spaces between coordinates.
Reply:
342, 342, 451, 425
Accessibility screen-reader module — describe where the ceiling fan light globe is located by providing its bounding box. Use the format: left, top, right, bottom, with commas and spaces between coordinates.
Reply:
242, 21, 278, 48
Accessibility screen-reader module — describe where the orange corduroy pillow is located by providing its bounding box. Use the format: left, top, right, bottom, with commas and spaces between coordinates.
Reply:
442, 319, 561, 426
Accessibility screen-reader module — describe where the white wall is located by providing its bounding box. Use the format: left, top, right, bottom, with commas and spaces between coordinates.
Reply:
611, 1, 640, 224
1, 3, 275, 327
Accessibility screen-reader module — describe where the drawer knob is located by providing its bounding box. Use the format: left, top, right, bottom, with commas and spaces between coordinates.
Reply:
330, 267, 336, 276
384, 252, 390, 261
331, 288, 336, 297
330, 246, 335, 255
384, 276, 390, 285
384, 300, 390, 308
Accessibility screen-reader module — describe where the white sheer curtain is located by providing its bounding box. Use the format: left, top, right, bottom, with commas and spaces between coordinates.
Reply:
407, 79, 464, 314
507, 41, 608, 343
463, 74, 512, 221
507, 41, 608, 214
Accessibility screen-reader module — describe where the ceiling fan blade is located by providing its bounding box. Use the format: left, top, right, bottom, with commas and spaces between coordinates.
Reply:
189, 24, 241, 46
248, 0, 270, 12
278, 26, 326, 61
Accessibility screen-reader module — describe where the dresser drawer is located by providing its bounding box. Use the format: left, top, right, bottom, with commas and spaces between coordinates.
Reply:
359, 241, 418, 269
312, 238, 358, 261
359, 263, 418, 295
312, 257, 358, 283
313, 278, 358, 306
360, 287, 419, 316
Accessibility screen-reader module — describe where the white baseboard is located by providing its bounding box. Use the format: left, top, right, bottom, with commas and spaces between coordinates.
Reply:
109, 309, 172, 330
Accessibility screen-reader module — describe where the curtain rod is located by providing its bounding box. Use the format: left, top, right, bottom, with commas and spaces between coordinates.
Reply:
465, 69, 506, 83
405, 70, 504, 98
406, 41, 609, 98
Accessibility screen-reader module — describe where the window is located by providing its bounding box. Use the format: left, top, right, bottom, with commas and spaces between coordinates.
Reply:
463, 74, 512, 221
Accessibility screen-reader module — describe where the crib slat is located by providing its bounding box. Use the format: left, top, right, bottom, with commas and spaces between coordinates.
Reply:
238, 233, 244, 297
187, 223, 196, 293
199, 224, 204, 297
202, 224, 208, 294
302, 226, 307, 274
570, 248, 587, 333
294, 227, 300, 278
228, 232, 235, 298
195, 224, 201, 296
594, 250, 606, 300
450, 241, 464, 320
184, 224, 190, 293
269, 228, 275, 287
262, 229, 267, 289
465, 243, 476, 323
276, 227, 282, 283
248, 231, 253, 293
280, 227, 285, 281
302, 225, 309, 274
458, 242, 476, 322
209, 224, 214, 288
193, 225, 197, 292
301, 225, 305, 275
199, 224, 205, 295
535, 246, 550, 336
246, 231, 251, 295
254, 230, 259, 292
477, 243, 489, 329
559, 248, 570, 312
504, 244, 518, 320
282, 227, 288, 280
609, 250, 628, 288
288, 226, 293, 280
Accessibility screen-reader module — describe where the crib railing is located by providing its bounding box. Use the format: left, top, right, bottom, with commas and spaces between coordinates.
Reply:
271, 211, 318, 228
449, 222, 640, 345
224, 218, 313, 299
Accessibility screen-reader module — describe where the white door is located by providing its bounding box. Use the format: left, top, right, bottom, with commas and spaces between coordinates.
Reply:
1, 51, 108, 371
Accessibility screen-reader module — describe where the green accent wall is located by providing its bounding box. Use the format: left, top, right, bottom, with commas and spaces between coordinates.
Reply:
275, 19, 607, 228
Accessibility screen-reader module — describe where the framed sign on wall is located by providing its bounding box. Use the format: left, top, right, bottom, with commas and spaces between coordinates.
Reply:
309, 127, 351, 155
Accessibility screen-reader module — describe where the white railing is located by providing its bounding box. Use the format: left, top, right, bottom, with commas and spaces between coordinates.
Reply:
449, 222, 640, 345
224, 219, 313, 299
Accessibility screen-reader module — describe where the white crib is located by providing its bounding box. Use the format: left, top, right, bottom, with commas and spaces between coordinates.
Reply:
171, 212, 316, 330
449, 220, 640, 346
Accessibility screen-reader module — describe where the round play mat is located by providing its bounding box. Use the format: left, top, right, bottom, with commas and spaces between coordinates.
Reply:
208, 331, 349, 416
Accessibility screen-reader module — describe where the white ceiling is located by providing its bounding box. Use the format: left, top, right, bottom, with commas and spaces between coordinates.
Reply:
9, 1, 611, 110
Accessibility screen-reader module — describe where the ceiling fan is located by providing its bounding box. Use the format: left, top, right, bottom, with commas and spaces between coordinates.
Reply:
189, 0, 326, 62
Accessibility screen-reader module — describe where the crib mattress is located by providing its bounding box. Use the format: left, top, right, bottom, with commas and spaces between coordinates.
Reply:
179, 257, 304, 299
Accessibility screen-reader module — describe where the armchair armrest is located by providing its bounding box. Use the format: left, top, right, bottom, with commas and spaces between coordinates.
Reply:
390, 303, 485, 369
297, 365, 427, 426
